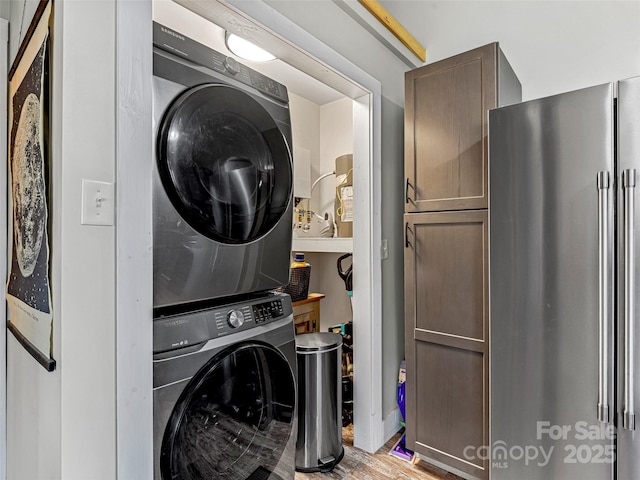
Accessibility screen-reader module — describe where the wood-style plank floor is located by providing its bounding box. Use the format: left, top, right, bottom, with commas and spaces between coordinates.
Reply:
295, 426, 464, 480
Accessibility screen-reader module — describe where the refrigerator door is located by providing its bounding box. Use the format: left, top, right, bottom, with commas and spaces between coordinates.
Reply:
617, 76, 640, 480
490, 84, 615, 479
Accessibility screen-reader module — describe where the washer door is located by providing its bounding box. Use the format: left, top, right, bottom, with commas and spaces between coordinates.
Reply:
157, 84, 292, 244
160, 341, 296, 480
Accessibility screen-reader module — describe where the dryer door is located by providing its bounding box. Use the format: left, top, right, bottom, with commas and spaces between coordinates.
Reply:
161, 341, 296, 480
157, 83, 292, 244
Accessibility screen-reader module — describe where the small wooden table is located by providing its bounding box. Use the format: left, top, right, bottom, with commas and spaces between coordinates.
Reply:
292, 293, 325, 334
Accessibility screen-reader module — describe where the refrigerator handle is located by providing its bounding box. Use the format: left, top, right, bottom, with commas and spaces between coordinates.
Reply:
623, 168, 636, 431
597, 171, 611, 423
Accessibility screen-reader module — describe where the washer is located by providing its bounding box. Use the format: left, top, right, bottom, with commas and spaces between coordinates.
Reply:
153, 292, 297, 480
152, 23, 294, 310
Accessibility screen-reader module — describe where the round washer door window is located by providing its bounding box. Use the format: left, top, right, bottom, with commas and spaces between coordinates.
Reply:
161, 342, 296, 480
157, 84, 292, 244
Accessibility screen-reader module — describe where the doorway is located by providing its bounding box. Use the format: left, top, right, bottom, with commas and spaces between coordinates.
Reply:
115, 2, 384, 477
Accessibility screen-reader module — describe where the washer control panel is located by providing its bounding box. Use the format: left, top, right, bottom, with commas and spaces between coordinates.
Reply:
213, 298, 285, 335
153, 294, 292, 354
227, 309, 245, 329
216, 305, 252, 331
253, 299, 285, 323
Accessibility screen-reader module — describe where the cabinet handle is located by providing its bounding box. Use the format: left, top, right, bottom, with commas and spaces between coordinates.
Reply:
596, 171, 611, 423
623, 169, 636, 431
405, 178, 410, 204
405, 222, 410, 248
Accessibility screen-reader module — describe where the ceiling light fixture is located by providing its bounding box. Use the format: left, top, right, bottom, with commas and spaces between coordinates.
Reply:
225, 32, 276, 62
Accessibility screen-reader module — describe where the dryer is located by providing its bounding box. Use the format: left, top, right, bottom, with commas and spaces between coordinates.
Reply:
152, 23, 293, 310
153, 292, 297, 480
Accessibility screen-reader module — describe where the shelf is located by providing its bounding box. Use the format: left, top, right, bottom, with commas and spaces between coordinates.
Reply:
291, 237, 353, 253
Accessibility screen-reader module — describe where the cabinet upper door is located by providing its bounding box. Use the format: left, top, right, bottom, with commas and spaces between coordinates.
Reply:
405, 43, 497, 212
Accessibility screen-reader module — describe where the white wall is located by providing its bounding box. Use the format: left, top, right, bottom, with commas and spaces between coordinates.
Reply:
6, 2, 117, 479
381, 0, 640, 101
318, 98, 353, 216
58, 2, 117, 478
313, 98, 354, 332
289, 92, 321, 198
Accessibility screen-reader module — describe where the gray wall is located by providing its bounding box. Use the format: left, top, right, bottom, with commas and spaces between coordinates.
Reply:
380, 96, 405, 420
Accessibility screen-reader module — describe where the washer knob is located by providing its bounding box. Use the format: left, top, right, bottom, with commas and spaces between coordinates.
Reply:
224, 57, 240, 75
227, 310, 245, 329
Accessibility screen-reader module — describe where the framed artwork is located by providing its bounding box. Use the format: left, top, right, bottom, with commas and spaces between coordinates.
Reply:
7, 0, 55, 371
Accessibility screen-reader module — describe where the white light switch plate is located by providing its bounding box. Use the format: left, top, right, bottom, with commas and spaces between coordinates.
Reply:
81, 179, 115, 226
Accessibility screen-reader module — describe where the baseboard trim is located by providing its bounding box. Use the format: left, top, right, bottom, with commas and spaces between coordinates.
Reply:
417, 455, 480, 480
382, 407, 402, 444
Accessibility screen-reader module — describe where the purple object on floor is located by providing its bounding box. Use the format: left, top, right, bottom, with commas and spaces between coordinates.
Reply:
390, 435, 415, 462
392, 360, 414, 462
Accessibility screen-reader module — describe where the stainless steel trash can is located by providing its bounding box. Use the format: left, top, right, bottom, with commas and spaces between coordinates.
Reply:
295, 332, 344, 472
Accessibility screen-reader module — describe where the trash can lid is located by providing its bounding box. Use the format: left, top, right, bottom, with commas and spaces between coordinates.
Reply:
295, 332, 342, 353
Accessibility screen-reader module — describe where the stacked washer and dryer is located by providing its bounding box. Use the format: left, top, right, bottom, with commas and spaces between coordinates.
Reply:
151, 23, 297, 480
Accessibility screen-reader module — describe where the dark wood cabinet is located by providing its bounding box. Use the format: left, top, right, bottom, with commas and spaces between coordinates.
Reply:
405, 43, 521, 213
404, 210, 488, 479
403, 43, 520, 480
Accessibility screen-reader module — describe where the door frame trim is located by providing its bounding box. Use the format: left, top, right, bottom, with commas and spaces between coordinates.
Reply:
115, 1, 154, 478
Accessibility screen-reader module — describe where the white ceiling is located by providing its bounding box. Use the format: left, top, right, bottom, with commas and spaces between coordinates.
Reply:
153, 0, 345, 105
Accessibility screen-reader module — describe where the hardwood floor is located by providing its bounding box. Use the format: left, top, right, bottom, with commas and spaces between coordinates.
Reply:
295, 426, 464, 480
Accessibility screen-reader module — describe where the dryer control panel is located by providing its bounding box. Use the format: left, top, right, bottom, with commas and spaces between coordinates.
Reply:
153, 22, 288, 103
153, 293, 293, 354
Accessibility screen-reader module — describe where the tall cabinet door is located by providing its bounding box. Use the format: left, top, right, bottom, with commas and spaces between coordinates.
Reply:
404, 44, 496, 212
404, 210, 488, 480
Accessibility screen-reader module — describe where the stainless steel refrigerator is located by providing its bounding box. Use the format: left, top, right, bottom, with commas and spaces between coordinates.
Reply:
489, 76, 640, 479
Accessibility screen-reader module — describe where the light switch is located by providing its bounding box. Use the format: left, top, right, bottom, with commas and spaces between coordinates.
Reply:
81, 179, 114, 226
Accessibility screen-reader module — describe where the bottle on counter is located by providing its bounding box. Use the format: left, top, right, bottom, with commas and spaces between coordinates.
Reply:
291, 252, 309, 269
284, 253, 311, 302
